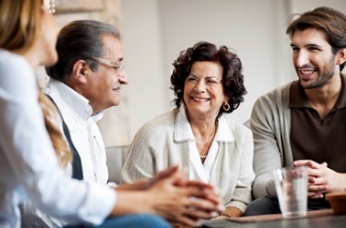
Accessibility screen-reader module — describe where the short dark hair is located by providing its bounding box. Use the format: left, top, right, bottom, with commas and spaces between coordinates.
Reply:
170, 41, 246, 116
286, 7, 346, 71
46, 20, 121, 81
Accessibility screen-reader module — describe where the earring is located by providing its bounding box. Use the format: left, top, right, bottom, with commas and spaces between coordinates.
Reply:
223, 102, 230, 111
44, 0, 56, 14
49, 0, 56, 14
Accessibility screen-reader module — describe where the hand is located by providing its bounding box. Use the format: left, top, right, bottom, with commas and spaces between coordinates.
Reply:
212, 215, 229, 220
294, 160, 346, 198
145, 166, 222, 227
145, 166, 180, 189
116, 166, 183, 191
211, 206, 242, 220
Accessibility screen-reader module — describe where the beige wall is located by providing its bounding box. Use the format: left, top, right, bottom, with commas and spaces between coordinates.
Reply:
121, 0, 167, 146
41, 0, 346, 147
156, 0, 292, 126
39, 0, 131, 147
121, 0, 346, 145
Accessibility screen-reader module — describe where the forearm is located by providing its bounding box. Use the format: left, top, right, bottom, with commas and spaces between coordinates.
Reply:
116, 179, 148, 191
109, 190, 152, 216
216, 206, 243, 219
225, 206, 243, 217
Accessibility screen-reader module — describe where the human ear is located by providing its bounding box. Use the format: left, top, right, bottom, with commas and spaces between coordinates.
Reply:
72, 60, 89, 84
336, 48, 346, 65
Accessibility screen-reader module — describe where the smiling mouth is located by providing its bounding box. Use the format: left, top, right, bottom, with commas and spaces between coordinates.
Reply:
299, 68, 316, 75
192, 97, 210, 102
298, 67, 317, 80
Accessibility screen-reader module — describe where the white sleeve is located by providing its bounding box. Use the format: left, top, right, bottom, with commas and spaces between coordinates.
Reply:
0, 52, 116, 225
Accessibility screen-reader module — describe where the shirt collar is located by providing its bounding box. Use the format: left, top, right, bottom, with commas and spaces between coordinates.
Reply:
174, 105, 234, 143
92, 112, 104, 122
336, 74, 346, 109
44, 79, 98, 121
289, 81, 308, 108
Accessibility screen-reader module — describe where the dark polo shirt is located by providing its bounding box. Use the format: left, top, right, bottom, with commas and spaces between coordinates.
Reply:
290, 74, 346, 208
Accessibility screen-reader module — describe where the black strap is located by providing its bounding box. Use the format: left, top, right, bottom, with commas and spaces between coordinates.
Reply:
46, 95, 84, 180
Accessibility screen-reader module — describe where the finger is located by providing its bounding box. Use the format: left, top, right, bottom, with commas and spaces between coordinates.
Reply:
183, 209, 216, 221
308, 176, 316, 183
154, 165, 179, 180
308, 192, 323, 198
213, 215, 230, 220
188, 187, 221, 206
156, 166, 190, 187
172, 174, 189, 187
307, 192, 315, 198
187, 197, 220, 214
310, 177, 327, 185
148, 166, 179, 187
173, 215, 200, 227
308, 168, 324, 178
311, 194, 324, 199
147, 166, 181, 189
294, 160, 318, 168
187, 181, 218, 196
187, 180, 215, 190
308, 184, 329, 193
321, 162, 328, 167
293, 159, 310, 167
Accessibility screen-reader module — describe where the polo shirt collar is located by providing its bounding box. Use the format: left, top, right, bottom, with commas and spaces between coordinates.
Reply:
290, 74, 346, 110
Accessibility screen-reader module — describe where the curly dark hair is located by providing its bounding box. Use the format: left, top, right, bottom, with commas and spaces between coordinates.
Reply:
170, 41, 246, 117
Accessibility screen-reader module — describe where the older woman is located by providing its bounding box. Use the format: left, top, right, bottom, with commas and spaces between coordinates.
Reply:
121, 41, 255, 218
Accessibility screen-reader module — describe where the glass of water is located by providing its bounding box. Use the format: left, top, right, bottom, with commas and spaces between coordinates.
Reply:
273, 166, 308, 218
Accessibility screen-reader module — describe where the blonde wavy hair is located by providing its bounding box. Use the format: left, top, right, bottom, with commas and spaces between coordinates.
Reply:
0, 0, 42, 52
0, 0, 72, 167
38, 89, 72, 167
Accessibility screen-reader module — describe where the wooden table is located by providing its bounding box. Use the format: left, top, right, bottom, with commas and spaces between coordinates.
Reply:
201, 209, 346, 228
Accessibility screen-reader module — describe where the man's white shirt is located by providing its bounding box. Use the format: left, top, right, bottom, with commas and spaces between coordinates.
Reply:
44, 79, 109, 184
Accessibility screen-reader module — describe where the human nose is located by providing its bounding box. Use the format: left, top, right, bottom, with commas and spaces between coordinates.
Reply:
118, 69, 128, 85
294, 50, 310, 67
194, 79, 206, 93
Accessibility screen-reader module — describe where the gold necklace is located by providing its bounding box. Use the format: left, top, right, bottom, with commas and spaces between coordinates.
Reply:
195, 123, 217, 161
197, 142, 211, 160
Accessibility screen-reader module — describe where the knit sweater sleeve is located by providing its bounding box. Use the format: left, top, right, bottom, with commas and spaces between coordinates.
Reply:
250, 83, 292, 199
120, 111, 175, 184
226, 126, 255, 212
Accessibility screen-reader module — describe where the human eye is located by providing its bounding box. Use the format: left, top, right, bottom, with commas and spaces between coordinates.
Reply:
308, 46, 321, 51
206, 79, 217, 84
111, 62, 120, 68
206, 77, 219, 84
186, 76, 198, 82
291, 47, 299, 52
110, 62, 123, 71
